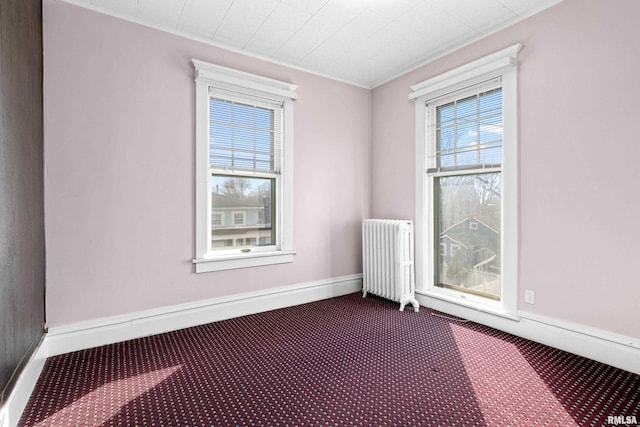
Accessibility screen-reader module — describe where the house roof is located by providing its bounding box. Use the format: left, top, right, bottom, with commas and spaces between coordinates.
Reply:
211, 193, 264, 209
440, 216, 499, 250
441, 216, 499, 235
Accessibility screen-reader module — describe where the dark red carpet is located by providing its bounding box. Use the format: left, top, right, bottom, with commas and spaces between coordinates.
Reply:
19, 293, 640, 426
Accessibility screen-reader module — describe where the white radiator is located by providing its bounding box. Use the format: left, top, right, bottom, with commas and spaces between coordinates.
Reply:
362, 219, 419, 312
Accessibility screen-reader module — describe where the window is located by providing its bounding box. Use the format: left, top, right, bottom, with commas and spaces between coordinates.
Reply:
192, 60, 297, 272
431, 85, 503, 300
212, 212, 224, 226
232, 211, 246, 226
411, 44, 520, 314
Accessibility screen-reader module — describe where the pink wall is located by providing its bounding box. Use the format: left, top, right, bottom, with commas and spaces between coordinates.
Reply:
371, 0, 640, 339
44, 0, 640, 341
43, 1, 371, 326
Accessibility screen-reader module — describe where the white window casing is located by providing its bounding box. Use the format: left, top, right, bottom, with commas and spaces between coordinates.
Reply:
212, 212, 224, 226
411, 44, 521, 317
231, 211, 246, 226
192, 60, 297, 273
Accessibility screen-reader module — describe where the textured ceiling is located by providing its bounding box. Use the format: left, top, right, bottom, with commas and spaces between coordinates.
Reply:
64, 0, 562, 88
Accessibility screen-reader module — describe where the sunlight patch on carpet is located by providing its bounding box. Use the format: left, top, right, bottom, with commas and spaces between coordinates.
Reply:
450, 322, 577, 426
31, 365, 182, 427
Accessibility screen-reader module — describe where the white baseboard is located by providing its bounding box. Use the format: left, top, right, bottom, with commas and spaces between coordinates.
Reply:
39, 274, 363, 359
1, 349, 46, 427
7, 276, 636, 427
3, 274, 361, 427
416, 293, 640, 375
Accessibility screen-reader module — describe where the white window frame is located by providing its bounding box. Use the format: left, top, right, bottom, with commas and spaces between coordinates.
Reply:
212, 212, 224, 226
231, 211, 246, 227
192, 60, 297, 273
410, 44, 521, 317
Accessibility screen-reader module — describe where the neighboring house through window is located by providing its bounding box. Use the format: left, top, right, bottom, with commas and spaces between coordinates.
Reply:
411, 44, 520, 315
192, 60, 297, 272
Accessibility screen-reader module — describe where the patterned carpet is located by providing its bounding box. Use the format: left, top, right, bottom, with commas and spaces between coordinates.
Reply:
19, 293, 640, 426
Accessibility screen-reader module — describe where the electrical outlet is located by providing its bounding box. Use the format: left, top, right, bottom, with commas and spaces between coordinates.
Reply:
525, 290, 535, 304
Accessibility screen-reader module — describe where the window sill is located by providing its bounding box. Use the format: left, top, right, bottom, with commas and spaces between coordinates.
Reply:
416, 289, 520, 322
193, 250, 295, 273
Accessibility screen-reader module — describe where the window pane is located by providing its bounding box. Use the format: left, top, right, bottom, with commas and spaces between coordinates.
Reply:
435, 88, 502, 170
210, 99, 233, 122
254, 107, 273, 129
435, 173, 501, 300
479, 114, 502, 145
438, 126, 455, 168
455, 122, 479, 166
209, 98, 277, 173
479, 89, 501, 114
211, 175, 275, 250
438, 102, 455, 127
233, 102, 255, 127
456, 96, 476, 123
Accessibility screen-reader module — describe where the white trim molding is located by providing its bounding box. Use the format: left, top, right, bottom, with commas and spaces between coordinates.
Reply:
416, 292, 640, 376
409, 44, 522, 101
39, 274, 362, 358
192, 59, 297, 272
412, 43, 521, 317
0, 338, 47, 427
1, 275, 361, 426
192, 60, 298, 101
193, 250, 296, 273
4, 275, 638, 427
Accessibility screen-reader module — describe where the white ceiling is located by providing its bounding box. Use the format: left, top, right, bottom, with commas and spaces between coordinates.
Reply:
64, 0, 562, 88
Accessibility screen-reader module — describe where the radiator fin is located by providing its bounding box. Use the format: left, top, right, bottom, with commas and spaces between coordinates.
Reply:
362, 219, 419, 312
